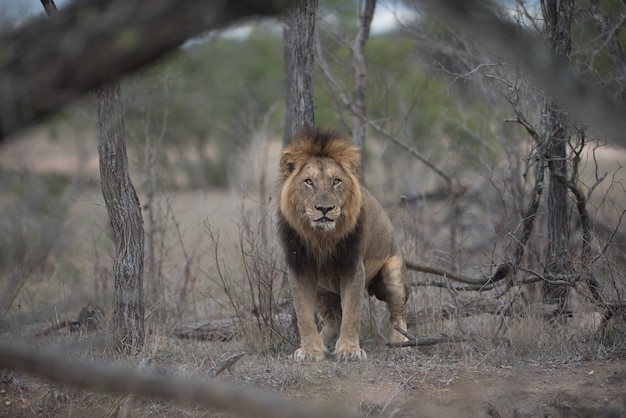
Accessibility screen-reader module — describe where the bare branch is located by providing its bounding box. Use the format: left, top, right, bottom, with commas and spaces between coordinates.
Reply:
314, 33, 351, 131
366, 120, 455, 189
406, 260, 512, 286
40, 0, 58, 16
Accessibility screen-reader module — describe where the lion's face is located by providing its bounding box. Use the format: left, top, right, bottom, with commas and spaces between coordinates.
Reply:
279, 130, 362, 246
292, 156, 351, 233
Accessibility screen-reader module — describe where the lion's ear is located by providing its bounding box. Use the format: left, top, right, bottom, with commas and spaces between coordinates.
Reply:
279, 153, 296, 179
346, 148, 361, 177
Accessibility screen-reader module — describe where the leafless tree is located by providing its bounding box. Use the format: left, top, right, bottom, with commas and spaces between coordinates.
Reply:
39, 0, 145, 355
539, 0, 575, 309
96, 84, 145, 354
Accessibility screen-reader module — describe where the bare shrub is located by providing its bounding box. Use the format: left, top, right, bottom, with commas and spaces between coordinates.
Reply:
204, 212, 296, 355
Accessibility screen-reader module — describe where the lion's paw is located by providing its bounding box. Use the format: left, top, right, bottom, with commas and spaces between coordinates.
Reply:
293, 346, 326, 362
335, 341, 367, 361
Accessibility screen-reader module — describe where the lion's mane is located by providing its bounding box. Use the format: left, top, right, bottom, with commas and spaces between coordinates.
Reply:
278, 128, 363, 261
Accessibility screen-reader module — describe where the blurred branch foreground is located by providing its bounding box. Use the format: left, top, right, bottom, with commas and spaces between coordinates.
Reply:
0, 0, 294, 141
0, 342, 355, 418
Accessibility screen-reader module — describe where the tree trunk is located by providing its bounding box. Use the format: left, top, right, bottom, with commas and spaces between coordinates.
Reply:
351, 0, 376, 182
97, 84, 145, 354
540, 0, 574, 308
284, 0, 319, 142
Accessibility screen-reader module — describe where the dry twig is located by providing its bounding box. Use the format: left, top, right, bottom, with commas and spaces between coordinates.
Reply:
386, 325, 471, 347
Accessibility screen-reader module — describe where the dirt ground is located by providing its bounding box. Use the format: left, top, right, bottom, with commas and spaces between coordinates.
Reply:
0, 342, 625, 417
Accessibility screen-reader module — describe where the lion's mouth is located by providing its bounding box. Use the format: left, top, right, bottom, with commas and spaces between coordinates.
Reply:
312, 216, 336, 231
315, 216, 334, 223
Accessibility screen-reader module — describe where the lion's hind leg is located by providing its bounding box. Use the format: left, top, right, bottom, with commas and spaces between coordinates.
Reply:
316, 288, 342, 349
377, 255, 409, 343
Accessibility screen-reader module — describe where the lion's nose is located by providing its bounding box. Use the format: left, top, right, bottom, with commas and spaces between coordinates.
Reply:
315, 205, 335, 215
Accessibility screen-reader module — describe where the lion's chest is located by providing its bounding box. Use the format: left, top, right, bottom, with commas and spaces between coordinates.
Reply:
278, 214, 363, 279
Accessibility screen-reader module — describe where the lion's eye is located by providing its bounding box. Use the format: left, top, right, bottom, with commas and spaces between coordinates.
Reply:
304, 179, 314, 186
333, 178, 342, 186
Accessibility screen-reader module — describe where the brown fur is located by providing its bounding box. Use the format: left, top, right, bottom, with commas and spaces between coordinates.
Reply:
278, 127, 409, 361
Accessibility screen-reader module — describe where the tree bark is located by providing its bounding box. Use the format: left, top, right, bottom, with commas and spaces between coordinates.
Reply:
351, 0, 376, 181
97, 84, 145, 354
540, 0, 574, 307
284, 0, 319, 142
282, 23, 294, 145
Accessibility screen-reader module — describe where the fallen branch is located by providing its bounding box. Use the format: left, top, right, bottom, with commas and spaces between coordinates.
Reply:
174, 312, 293, 341
387, 325, 471, 347
35, 304, 105, 337
386, 335, 470, 348
207, 352, 247, 378
174, 317, 239, 341
0, 341, 355, 418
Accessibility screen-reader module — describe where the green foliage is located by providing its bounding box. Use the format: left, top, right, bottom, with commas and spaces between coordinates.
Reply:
125, 25, 285, 144
120, 25, 285, 188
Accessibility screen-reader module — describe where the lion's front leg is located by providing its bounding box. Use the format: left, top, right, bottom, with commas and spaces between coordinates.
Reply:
289, 271, 327, 361
335, 263, 367, 361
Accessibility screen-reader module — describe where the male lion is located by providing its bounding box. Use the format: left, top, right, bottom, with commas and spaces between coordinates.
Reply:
277, 127, 409, 361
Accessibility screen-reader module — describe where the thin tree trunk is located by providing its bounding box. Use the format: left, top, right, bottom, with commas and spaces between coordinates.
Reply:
351, 0, 376, 182
540, 0, 574, 308
97, 84, 145, 354
282, 23, 294, 145
284, 0, 319, 142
